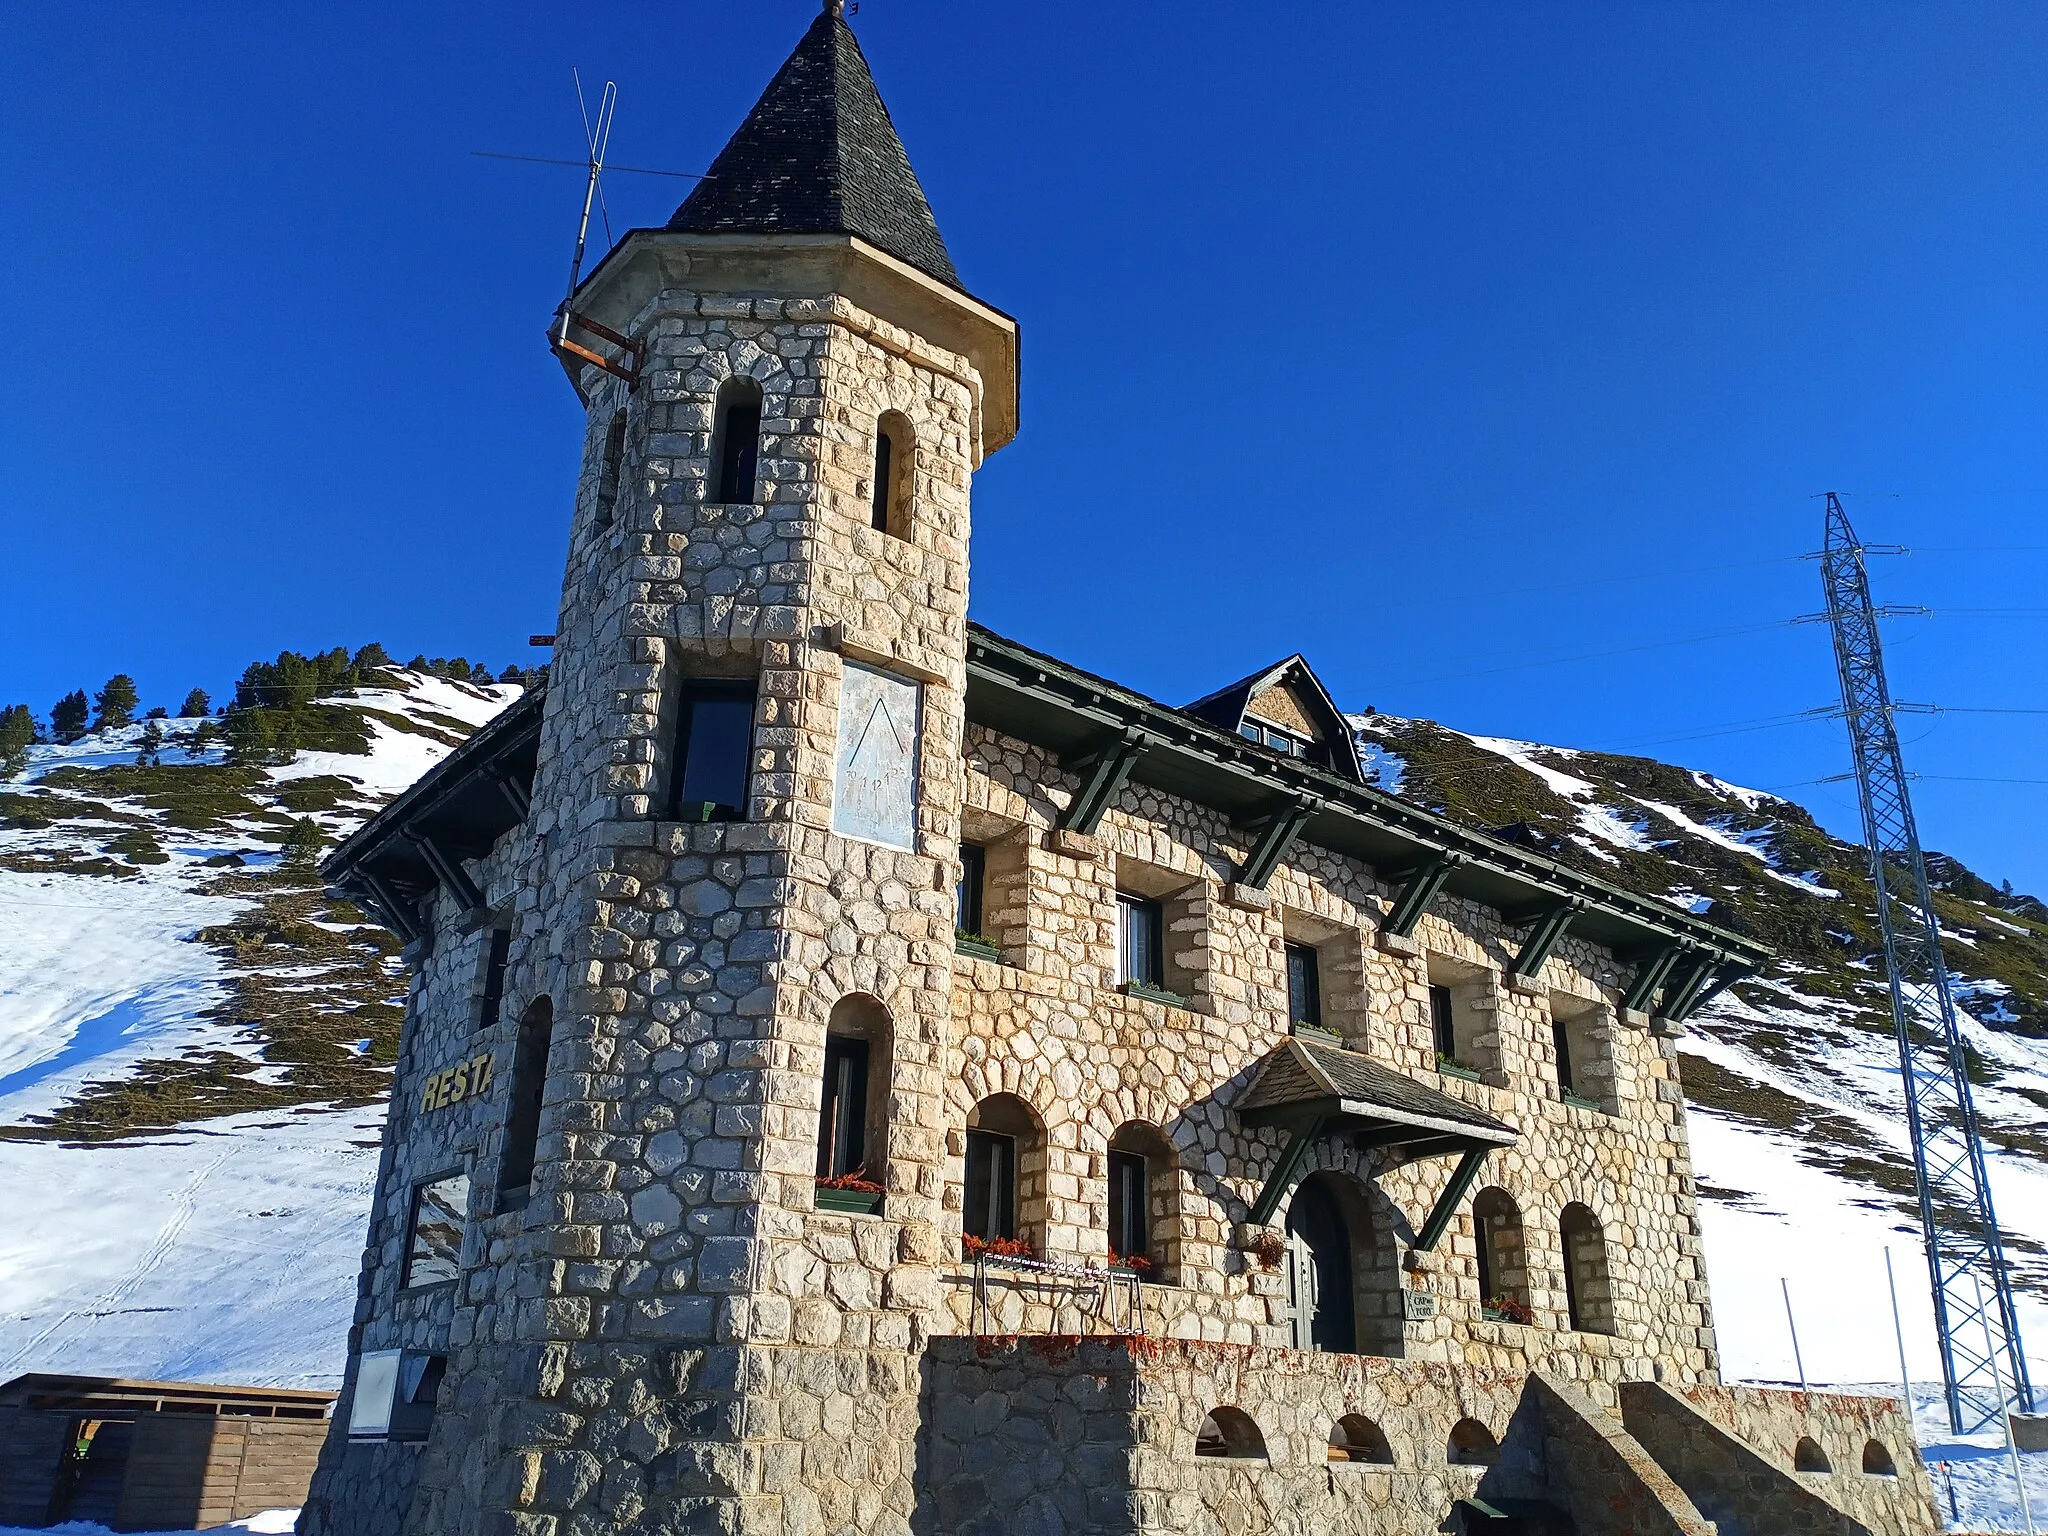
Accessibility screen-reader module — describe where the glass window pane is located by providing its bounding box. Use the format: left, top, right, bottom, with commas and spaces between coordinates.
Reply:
1286, 942, 1321, 1027
817, 1035, 870, 1179
956, 843, 985, 935
679, 695, 753, 818
1552, 1019, 1574, 1093
963, 1130, 1015, 1241
404, 1173, 470, 1288
1430, 984, 1457, 1059
1109, 1149, 1148, 1259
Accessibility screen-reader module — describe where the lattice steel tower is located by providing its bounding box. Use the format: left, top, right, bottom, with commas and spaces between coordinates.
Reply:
1821, 492, 2031, 1432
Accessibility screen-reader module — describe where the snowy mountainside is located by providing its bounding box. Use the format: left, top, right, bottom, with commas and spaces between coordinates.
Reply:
1354, 711, 2048, 1400
0, 672, 519, 1389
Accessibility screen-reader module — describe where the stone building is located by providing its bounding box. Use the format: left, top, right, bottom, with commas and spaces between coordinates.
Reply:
300, 7, 1943, 1533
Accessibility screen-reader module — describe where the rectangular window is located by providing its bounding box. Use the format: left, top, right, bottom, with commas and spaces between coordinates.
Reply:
816, 1035, 870, 1180
1117, 894, 1164, 988
1430, 983, 1458, 1061
1108, 1149, 1149, 1261
963, 1130, 1017, 1243
477, 927, 511, 1033
403, 1172, 470, 1289
956, 842, 985, 936
1285, 941, 1322, 1029
1551, 1017, 1575, 1094
671, 683, 754, 822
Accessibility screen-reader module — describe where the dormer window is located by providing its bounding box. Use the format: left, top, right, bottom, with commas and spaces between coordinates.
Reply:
1241, 719, 1310, 758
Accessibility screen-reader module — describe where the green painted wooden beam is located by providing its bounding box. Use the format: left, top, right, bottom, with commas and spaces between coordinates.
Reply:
1235, 796, 1319, 891
1412, 1143, 1490, 1252
1382, 851, 1467, 937
1620, 942, 1686, 1014
1057, 728, 1146, 835
1662, 954, 1726, 1021
1510, 897, 1586, 979
1247, 1114, 1326, 1227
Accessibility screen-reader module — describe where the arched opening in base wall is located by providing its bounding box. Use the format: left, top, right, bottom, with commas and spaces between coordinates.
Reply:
1795, 1437, 1832, 1474
1328, 1415, 1394, 1464
1447, 1418, 1499, 1466
1862, 1439, 1897, 1477
1194, 1408, 1266, 1459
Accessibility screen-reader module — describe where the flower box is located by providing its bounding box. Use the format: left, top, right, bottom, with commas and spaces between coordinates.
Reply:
1436, 1058, 1482, 1083
1122, 980, 1189, 1009
954, 932, 1003, 963
814, 1185, 884, 1216
1561, 1090, 1606, 1113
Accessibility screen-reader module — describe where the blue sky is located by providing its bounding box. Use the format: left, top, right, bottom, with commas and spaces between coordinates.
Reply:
4, 2, 2045, 890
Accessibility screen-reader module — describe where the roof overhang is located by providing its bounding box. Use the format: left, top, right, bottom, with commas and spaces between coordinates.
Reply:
964, 624, 1770, 978
564, 229, 1021, 459
320, 686, 546, 942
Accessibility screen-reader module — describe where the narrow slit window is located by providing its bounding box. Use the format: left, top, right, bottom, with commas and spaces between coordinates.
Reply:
497, 998, 554, 1210
594, 411, 626, 528
956, 842, 985, 936
713, 378, 763, 504
477, 927, 511, 1034
963, 1130, 1016, 1242
870, 430, 893, 532
1552, 1017, 1575, 1094
1117, 894, 1164, 988
1285, 941, 1322, 1029
1430, 983, 1457, 1061
670, 683, 755, 822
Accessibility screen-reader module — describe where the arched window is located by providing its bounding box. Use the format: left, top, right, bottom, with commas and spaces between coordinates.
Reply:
497, 997, 555, 1210
869, 411, 912, 536
1447, 1419, 1499, 1466
816, 995, 890, 1202
1794, 1437, 1832, 1474
964, 1093, 1042, 1253
1107, 1122, 1176, 1281
594, 410, 627, 528
1560, 1202, 1615, 1335
1328, 1415, 1394, 1464
1861, 1440, 1897, 1477
712, 377, 763, 504
1194, 1408, 1266, 1459
1472, 1187, 1530, 1320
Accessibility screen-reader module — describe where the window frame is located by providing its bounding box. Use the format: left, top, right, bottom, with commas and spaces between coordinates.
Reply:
1116, 892, 1165, 988
963, 1129, 1018, 1243
669, 681, 756, 823
816, 1033, 872, 1181
1108, 1147, 1149, 1263
401, 1170, 471, 1290
712, 378, 763, 505
594, 410, 627, 528
1429, 983, 1458, 1061
956, 842, 986, 937
1285, 940, 1323, 1030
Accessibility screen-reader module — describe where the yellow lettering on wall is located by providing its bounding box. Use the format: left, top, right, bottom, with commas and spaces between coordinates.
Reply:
449, 1063, 471, 1102
421, 1052, 498, 1114
471, 1053, 495, 1096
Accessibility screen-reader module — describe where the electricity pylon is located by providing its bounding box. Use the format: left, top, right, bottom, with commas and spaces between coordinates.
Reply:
1820, 491, 2031, 1433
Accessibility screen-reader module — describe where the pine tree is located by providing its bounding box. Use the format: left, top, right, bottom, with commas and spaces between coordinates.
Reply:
136, 718, 165, 767
0, 704, 34, 776
51, 690, 89, 742
92, 674, 140, 731
281, 817, 325, 869
183, 719, 218, 760
179, 688, 210, 717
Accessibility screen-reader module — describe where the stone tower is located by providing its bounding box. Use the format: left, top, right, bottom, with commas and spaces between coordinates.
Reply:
302, 9, 1018, 1535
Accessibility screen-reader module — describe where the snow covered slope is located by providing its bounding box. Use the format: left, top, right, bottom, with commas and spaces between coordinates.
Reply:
0, 673, 519, 1389
1352, 713, 2048, 1410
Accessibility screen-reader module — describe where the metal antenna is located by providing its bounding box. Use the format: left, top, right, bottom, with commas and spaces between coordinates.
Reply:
563, 71, 617, 319
1820, 491, 2031, 1433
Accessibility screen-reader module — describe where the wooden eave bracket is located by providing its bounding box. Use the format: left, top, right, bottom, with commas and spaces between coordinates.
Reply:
1234, 796, 1320, 892
406, 831, 492, 931
552, 310, 643, 393
1411, 1143, 1492, 1253
1621, 942, 1690, 1015
1057, 728, 1146, 835
1248, 1113, 1327, 1227
1509, 896, 1590, 980
1382, 850, 1468, 938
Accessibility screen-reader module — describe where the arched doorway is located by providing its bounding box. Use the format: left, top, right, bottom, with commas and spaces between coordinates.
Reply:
1285, 1175, 1357, 1352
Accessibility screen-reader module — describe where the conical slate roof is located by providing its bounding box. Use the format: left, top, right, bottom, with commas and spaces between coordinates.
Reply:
668, 7, 959, 287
